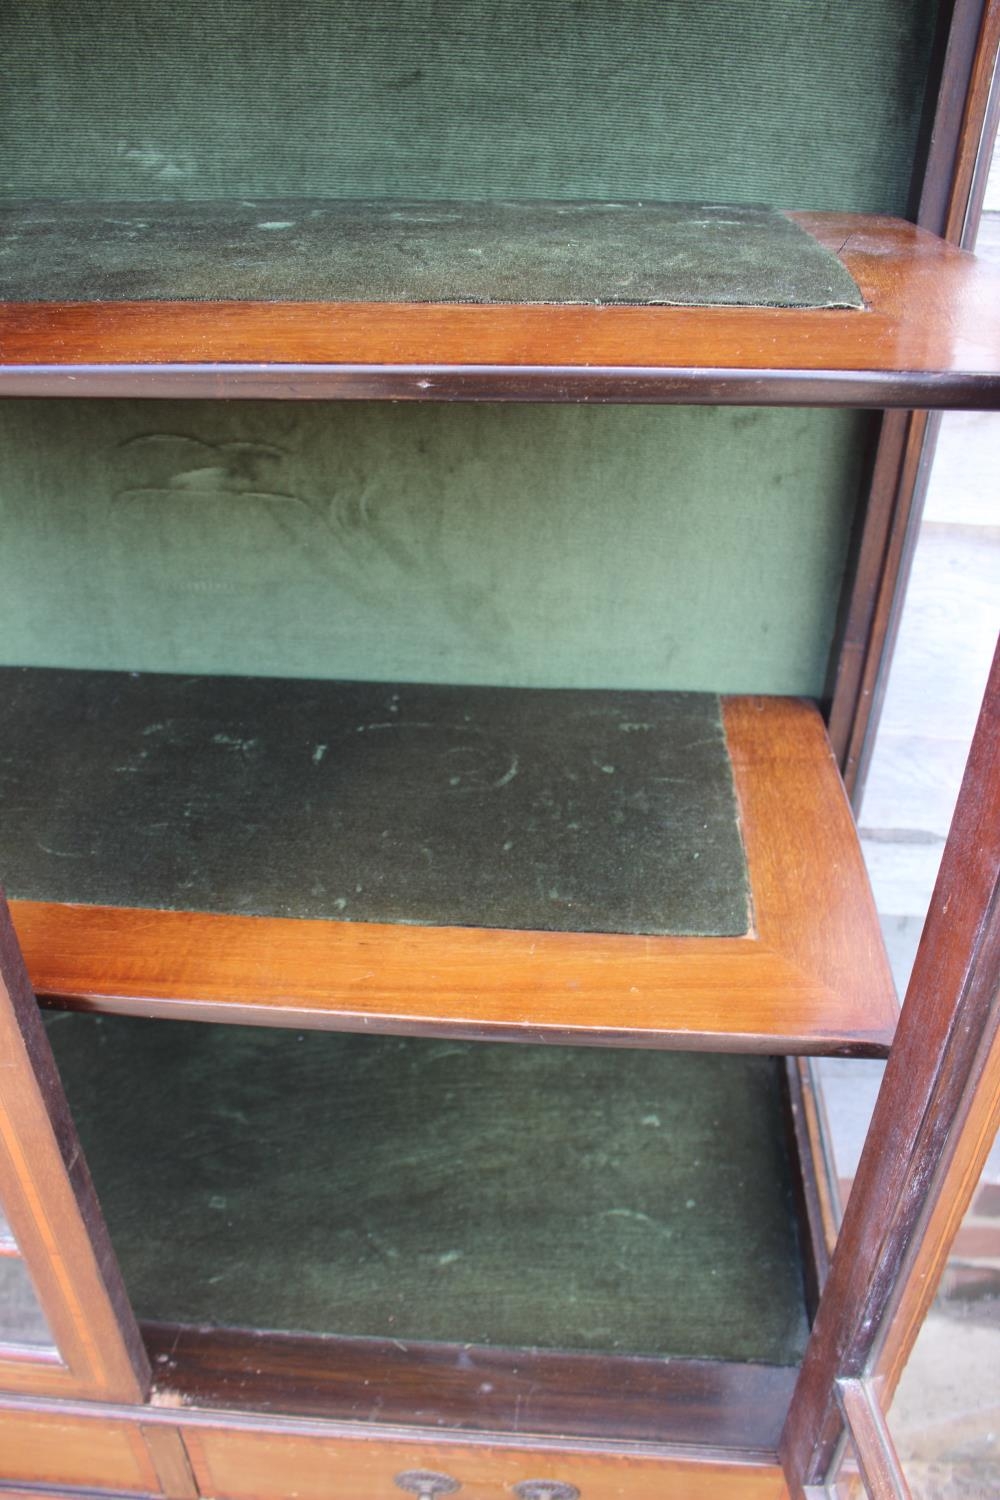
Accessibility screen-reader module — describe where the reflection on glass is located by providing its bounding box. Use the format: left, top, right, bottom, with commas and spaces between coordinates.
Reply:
0, 1255, 55, 1350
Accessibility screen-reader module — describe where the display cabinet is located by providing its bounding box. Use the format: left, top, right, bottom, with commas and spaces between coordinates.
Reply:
0, 2, 998, 1497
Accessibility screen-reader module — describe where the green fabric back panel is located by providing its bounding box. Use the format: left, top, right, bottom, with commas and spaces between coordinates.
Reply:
1, 1, 938, 214
0, 200, 864, 309
46, 1014, 810, 1364
0, 401, 868, 696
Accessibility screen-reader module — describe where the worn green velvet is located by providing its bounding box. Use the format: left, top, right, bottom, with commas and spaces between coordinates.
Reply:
0, 673, 749, 937
0, 1, 938, 214
0, 5, 930, 695
0, 200, 863, 309
0, 401, 869, 695
46, 1015, 810, 1364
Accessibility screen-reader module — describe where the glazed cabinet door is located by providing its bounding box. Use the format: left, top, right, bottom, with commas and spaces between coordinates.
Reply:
0, 891, 148, 1400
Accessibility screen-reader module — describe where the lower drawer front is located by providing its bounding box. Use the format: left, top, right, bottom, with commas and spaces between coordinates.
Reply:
0, 1408, 159, 1493
183, 1427, 788, 1500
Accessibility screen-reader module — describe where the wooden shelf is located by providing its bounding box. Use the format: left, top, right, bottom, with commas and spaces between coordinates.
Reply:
0, 211, 998, 406
4, 670, 896, 1054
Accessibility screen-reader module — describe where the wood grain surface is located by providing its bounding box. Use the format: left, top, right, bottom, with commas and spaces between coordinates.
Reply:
144, 1323, 797, 1453
182, 1423, 790, 1500
1, 215, 998, 406
140, 1423, 199, 1500
0, 1405, 159, 1492
13, 696, 897, 1054
936, 0, 1000, 243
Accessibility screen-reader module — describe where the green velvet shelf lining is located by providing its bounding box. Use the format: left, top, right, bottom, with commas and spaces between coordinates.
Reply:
0, 669, 749, 938
0, 200, 863, 309
46, 1014, 811, 1366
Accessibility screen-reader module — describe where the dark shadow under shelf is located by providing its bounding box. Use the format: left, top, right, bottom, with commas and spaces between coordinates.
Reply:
45, 1013, 810, 1367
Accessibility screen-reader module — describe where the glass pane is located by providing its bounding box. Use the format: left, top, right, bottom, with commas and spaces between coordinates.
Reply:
889, 1143, 1000, 1497
0, 1203, 14, 1249
0, 1255, 55, 1351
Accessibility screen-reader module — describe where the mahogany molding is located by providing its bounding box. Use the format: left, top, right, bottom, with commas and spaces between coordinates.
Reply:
12, 697, 896, 1056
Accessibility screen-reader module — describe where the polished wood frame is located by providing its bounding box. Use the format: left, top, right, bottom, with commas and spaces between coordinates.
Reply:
0, 1391, 790, 1500
0, 906, 149, 1402
834, 1380, 912, 1500
143, 1323, 798, 1454
782, 637, 1000, 1496
0, 216, 998, 408
11, 697, 896, 1056
828, 0, 1000, 793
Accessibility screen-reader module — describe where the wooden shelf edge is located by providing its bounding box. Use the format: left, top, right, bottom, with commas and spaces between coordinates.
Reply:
10, 695, 896, 1056
0, 363, 998, 408
0, 215, 997, 406
15, 896, 895, 1054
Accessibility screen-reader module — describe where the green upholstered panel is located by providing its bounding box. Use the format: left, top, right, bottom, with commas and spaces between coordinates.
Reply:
0, 673, 750, 937
0, 1, 938, 214
46, 1014, 810, 1364
0, 200, 864, 309
0, 401, 868, 696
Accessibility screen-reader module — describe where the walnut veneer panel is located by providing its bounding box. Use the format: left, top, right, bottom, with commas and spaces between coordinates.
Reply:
0, 1407, 159, 1493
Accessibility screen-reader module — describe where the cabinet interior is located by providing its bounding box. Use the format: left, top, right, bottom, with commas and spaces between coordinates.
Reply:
0, 0, 933, 1422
